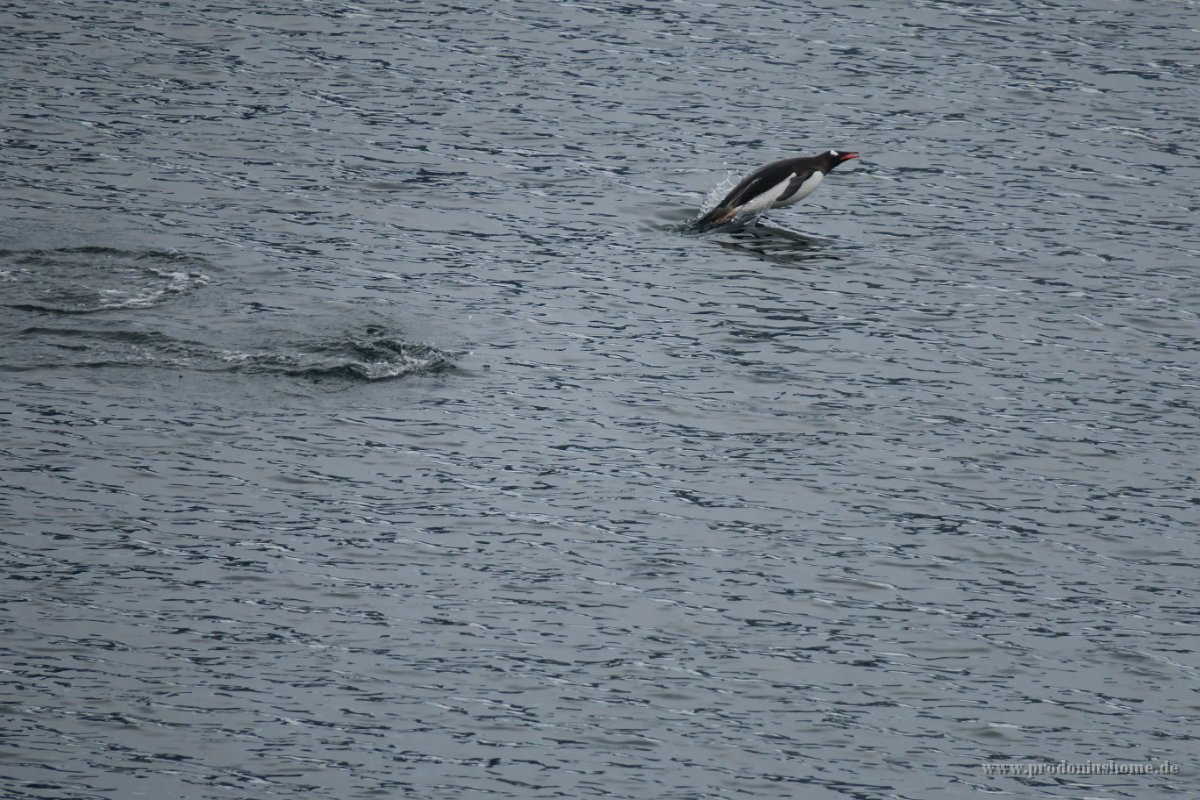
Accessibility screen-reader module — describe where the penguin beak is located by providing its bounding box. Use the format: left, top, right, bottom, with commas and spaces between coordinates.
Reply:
838, 152, 861, 162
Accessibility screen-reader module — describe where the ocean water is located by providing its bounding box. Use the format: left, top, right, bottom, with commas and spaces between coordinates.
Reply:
2, 1, 1198, 798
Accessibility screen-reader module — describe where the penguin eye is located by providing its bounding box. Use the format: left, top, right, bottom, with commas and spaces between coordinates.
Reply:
830, 150, 839, 157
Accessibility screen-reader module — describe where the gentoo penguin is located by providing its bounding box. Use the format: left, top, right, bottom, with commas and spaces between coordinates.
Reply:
697, 150, 860, 227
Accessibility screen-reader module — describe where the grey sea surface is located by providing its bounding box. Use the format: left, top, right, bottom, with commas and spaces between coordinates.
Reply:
2, 1, 1199, 798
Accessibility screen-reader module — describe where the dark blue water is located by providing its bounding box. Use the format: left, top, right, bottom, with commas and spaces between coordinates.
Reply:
3, 2, 1198, 798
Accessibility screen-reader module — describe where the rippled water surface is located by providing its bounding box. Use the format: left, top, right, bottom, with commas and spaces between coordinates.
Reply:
3, 2, 1199, 798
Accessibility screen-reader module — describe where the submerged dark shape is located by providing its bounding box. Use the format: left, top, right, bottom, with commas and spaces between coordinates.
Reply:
697, 150, 860, 228
714, 220, 841, 267
283, 334, 457, 382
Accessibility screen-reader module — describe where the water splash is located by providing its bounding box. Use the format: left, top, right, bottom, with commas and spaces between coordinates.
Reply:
0, 247, 211, 313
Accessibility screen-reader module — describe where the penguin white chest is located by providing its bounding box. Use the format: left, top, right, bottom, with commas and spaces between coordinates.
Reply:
775, 171, 824, 207
739, 171, 825, 216
738, 177, 789, 215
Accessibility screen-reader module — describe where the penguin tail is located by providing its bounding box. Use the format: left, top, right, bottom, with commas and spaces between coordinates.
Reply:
697, 205, 737, 229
